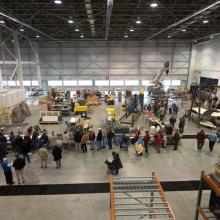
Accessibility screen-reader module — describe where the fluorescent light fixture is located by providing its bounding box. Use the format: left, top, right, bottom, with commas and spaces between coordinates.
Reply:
129, 27, 134, 32
68, 19, 74, 24
124, 35, 128, 38
182, 29, 186, 32
0, 20, 5, 24
194, 40, 198, 43
54, 0, 62, 4
75, 28, 79, 32
95, 80, 109, 86
20, 28, 24, 32
150, 2, 158, 8
80, 34, 84, 38
168, 35, 171, 38
36, 35, 40, 38
210, 35, 214, 39
203, 20, 209, 24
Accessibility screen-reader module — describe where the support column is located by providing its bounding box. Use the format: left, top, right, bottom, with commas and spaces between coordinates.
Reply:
0, 68, 4, 91
13, 31, 24, 88
13, 31, 23, 88
34, 42, 42, 88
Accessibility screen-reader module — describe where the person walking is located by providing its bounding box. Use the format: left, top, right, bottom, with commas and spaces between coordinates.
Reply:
173, 129, 181, 150
62, 131, 70, 149
38, 145, 49, 168
89, 129, 95, 150
178, 116, 186, 134
143, 131, 150, 154
52, 145, 62, 169
74, 128, 82, 150
196, 130, 206, 152
81, 130, 89, 153
13, 154, 25, 184
96, 128, 103, 151
208, 131, 218, 152
40, 129, 49, 149
107, 129, 114, 150
1, 158, 14, 185
169, 115, 176, 127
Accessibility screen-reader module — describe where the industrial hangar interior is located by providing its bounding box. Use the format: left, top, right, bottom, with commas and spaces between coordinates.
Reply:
0, 0, 220, 220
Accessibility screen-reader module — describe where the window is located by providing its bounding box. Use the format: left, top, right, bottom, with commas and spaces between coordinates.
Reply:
172, 80, 181, 86
23, 81, 31, 86
163, 80, 171, 86
95, 80, 109, 86
132, 91, 139, 95
48, 80, 63, 86
142, 80, 150, 86
110, 80, 124, 86
125, 80, 139, 86
63, 80, 77, 86
7, 81, 16, 86
32, 81, 39, 86
78, 80, 93, 86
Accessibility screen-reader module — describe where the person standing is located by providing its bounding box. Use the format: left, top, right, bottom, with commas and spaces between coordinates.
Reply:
196, 130, 206, 153
112, 151, 123, 175
0, 131, 7, 153
179, 116, 186, 134
173, 130, 181, 150
20, 139, 31, 163
9, 131, 16, 151
40, 129, 49, 149
62, 131, 70, 149
81, 130, 89, 153
123, 134, 130, 151
52, 145, 62, 169
32, 129, 39, 151
107, 129, 114, 150
13, 154, 25, 184
24, 132, 32, 154
74, 128, 82, 150
159, 106, 165, 121
50, 131, 57, 149
1, 158, 14, 185
208, 131, 218, 152
143, 131, 150, 154
38, 146, 49, 168
96, 128, 103, 151
154, 132, 161, 153
89, 129, 95, 150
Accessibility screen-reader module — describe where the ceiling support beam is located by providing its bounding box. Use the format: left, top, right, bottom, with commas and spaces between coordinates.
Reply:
145, 0, 220, 41
0, 10, 58, 41
105, 0, 114, 40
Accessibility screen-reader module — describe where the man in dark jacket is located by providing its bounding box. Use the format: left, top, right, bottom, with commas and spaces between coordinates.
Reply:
196, 130, 206, 152
173, 130, 181, 150
96, 128, 103, 151
13, 154, 25, 184
15, 133, 23, 152
143, 131, 150, 154
178, 116, 186, 134
0, 132, 7, 153
112, 151, 123, 175
52, 145, 62, 169
107, 129, 114, 150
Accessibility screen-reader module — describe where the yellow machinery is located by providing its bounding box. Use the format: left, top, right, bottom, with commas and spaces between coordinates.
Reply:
106, 108, 115, 117
74, 105, 88, 113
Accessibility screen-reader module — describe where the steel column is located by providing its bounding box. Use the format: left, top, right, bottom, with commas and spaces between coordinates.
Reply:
13, 30, 24, 88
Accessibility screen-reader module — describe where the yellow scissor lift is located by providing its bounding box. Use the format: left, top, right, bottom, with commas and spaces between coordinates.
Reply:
110, 173, 176, 220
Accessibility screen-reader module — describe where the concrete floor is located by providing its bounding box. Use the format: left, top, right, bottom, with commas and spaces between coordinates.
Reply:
0, 100, 219, 220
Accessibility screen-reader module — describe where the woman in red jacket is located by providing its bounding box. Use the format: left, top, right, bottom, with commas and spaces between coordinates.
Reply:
154, 132, 161, 153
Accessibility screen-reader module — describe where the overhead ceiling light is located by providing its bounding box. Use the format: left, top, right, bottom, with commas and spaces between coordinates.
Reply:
150, 2, 158, 8
36, 35, 40, 38
129, 27, 134, 32
68, 19, 74, 24
0, 20, 5, 24
136, 17, 142, 24
19, 28, 24, 32
182, 29, 187, 32
194, 40, 198, 43
203, 20, 209, 24
75, 28, 79, 32
168, 35, 172, 38
80, 34, 84, 38
210, 35, 214, 39
124, 35, 128, 38
54, 0, 62, 4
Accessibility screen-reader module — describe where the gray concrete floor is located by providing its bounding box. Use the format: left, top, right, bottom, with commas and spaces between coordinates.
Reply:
0, 101, 219, 220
